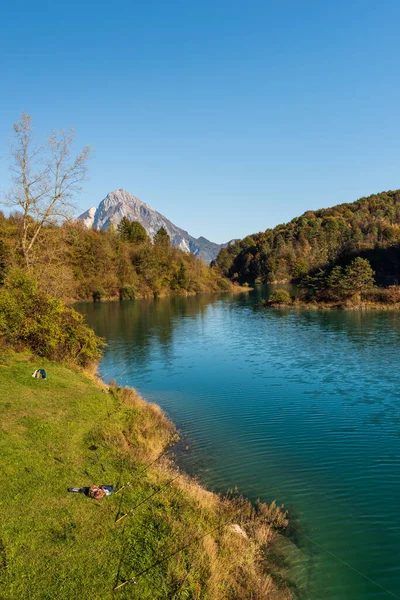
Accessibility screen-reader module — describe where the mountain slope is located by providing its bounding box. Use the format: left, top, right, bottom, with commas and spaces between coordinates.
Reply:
78, 189, 224, 263
215, 189, 400, 283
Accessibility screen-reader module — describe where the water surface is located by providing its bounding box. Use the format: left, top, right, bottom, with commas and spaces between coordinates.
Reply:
79, 288, 400, 600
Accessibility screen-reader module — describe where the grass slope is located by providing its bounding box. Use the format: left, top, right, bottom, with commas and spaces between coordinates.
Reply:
0, 351, 293, 600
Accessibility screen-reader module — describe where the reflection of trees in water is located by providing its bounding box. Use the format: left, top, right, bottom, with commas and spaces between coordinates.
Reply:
77, 294, 225, 368
78, 288, 400, 376
246, 284, 400, 347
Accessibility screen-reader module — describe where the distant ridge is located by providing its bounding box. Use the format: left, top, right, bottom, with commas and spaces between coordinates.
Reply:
78, 189, 225, 263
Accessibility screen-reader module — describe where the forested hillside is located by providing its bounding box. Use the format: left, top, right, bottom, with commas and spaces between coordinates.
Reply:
215, 190, 400, 285
0, 213, 232, 302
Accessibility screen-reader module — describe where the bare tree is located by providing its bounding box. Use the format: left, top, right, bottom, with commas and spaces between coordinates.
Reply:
3, 112, 90, 266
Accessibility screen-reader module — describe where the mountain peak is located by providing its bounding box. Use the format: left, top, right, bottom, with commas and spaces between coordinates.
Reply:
78, 189, 225, 263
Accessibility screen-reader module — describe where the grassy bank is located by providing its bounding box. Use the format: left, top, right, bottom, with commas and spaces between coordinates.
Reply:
262, 286, 400, 311
0, 350, 294, 600
292, 300, 400, 310
264, 299, 400, 311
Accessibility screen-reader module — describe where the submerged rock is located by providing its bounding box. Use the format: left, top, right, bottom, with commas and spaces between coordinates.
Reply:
267, 535, 311, 598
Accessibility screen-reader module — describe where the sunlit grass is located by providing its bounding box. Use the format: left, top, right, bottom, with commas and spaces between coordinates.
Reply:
0, 350, 293, 599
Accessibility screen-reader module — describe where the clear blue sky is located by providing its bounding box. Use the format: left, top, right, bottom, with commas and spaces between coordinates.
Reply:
1, 0, 400, 243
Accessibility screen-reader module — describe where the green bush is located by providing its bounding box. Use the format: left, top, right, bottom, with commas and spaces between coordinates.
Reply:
92, 287, 106, 302
218, 277, 232, 291
0, 270, 104, 366
119, 286, 136, 300
268, 289, 292, 305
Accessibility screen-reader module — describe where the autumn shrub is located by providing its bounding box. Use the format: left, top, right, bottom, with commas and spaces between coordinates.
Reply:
376, 285, 400, 304
268, 289, 292, 305
119, 285, 136, 300
92, 287, 106, 302
0, 269, 103, 365
217, 277, 232, 291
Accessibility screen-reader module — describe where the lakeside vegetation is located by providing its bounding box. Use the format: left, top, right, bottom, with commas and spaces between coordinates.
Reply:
260, 257, 400, 310
215, 190, 400, 293
0, 264, 295, 598
0, 113, 235, 303
0, 213, 236, 302
0, 269, 103, 366
0, 347, 296, 599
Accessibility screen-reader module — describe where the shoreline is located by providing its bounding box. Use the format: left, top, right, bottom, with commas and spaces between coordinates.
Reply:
68, 284, 251, 305
1, 349, 298, 599
95, 373, 302, 598
265, 300, 400, 311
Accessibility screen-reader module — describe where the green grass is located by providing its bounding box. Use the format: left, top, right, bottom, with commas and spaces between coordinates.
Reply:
0, 350, 293, 600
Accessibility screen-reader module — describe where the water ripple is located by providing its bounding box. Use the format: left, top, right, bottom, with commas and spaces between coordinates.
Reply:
79, 290, 400, 600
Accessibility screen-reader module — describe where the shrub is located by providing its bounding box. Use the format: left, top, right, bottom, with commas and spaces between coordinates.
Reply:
218, 278, 232, 291
384, 286, 400, 303
92, 287, 106, 302
302, 257, 376, 302
268, 289, 292, 305
0, 270, 104, 366
119, 286, 136, 300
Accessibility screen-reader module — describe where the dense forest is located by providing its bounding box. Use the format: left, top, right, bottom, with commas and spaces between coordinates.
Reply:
0, 213, 232, 302
215, 190, 400, 286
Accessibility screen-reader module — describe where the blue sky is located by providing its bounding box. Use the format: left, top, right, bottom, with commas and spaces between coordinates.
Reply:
1, 0, 400, 242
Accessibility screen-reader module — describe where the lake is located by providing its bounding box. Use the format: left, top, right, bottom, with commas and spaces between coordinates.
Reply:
78, 287, 400, 600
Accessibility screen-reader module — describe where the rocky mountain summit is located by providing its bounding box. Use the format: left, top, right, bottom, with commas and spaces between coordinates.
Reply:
78, 189, 224, 263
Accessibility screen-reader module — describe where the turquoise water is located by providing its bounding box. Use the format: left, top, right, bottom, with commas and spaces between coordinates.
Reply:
79, 288, 400, 600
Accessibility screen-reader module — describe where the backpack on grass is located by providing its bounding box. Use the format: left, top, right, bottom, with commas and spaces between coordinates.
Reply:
32, 369, 47, 379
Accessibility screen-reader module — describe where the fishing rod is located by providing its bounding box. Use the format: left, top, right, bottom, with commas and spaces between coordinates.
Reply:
285, 520, 400, 600
114, 509, 400, 600
113, 517, 233, 590
114, 444, 180, 523
113, 462, 400, 600
115, 442, 177, 495
114, 458, 204, 525
112, 482, 185, 588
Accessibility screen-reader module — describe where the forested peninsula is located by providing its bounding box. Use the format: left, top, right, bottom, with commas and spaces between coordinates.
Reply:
215, 189, 400, 308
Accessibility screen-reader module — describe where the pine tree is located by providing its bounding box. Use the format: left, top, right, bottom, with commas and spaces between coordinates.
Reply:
154, 227, 171, 248
117, 217, 133, 241
130, 222, 148, 244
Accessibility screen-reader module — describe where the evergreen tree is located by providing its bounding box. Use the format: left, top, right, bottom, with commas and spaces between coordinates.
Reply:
326, 265, 345, 299
344, 257, 375, 293
154, 227, 171, 248
176, 261, 189, 289
117, 217, 132, 241
130, 221, 148, 244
